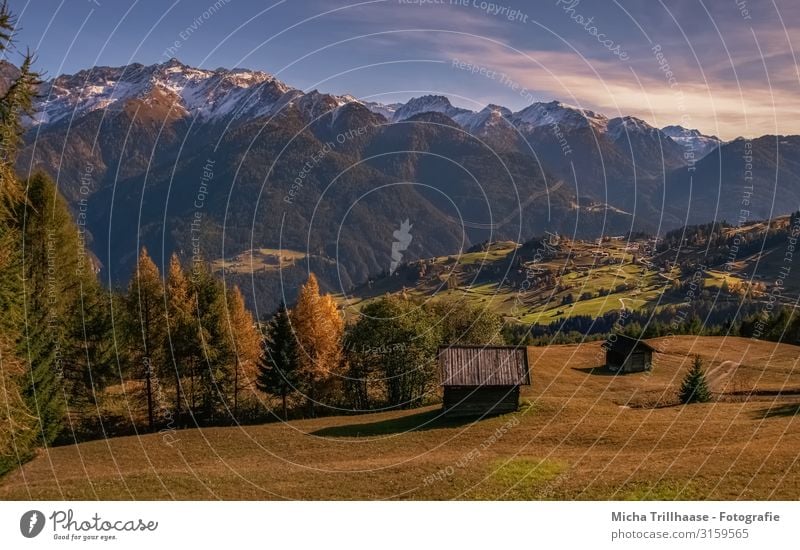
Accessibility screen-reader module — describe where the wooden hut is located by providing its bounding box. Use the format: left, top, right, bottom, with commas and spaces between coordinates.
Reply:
439, 346, 530, 417
605, 335, 655, 373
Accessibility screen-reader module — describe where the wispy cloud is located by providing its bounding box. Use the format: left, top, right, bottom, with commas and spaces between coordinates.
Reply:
13, 0, 800, 138
320, 0, 800, 138
432, 34, 799, 139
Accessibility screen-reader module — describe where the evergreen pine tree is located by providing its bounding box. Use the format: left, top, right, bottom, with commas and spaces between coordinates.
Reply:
17, 173, 105, 442
257, 302, 299, 420
190, 260, 232, 422
20, 313, 65, 445
125, 248, 166, 431
0, 50, 39, 215
20, 174, 114, 411
765, 307, 793, 342
0, 331, 35, 474
65, 285, 114, 406
679, 355, 712, 404
0, 2, 49, 471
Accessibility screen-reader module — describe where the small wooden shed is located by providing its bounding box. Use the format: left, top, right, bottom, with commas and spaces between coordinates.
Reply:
605, 335, 655, 373
439, 346, 530, 417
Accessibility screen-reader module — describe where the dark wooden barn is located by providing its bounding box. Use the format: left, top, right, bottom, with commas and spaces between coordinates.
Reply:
605, 335, 655, 373
439, 346, 530, 417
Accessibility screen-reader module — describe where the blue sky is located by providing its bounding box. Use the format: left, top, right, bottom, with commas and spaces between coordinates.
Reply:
6, 0, 800, 139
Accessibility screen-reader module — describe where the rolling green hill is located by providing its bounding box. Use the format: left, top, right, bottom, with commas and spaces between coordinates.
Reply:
339, 215, 798, 329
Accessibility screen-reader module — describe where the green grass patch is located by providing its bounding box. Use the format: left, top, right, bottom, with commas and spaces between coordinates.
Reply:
457, 250, 513, 266
477, 458, 568, 499
704, 269, 743, 290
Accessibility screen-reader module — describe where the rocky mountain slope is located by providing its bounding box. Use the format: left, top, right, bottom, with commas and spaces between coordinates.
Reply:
13, 59, 800, 312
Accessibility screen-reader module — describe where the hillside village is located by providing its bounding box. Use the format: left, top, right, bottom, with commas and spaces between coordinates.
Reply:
340, 215, 797, 333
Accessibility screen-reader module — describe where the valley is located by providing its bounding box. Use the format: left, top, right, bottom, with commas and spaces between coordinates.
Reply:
10, 58, 800, 314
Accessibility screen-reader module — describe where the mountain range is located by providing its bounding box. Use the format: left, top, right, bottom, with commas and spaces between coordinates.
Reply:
11, 58, 800, 312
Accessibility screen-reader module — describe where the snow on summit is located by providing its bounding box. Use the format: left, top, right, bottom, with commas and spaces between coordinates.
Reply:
27, 59, 722, 161
35, 59, 285, 124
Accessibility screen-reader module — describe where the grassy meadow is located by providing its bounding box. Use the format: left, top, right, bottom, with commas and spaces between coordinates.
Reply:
2, 336, 799, 500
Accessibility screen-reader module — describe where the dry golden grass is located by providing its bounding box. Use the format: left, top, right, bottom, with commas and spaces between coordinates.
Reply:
2, 336, 799, 500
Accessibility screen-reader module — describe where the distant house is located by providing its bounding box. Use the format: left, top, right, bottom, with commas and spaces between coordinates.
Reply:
605, 335, 655, 373
439, 346, 530, 417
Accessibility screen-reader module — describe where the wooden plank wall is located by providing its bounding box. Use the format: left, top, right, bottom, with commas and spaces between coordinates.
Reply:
441, 347, 529, 386
443, 386, 520, 417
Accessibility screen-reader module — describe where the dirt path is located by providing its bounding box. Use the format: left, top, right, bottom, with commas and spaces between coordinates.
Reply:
706, 360, 741, 393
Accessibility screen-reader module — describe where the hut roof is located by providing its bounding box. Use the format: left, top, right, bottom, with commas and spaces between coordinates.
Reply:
439, 346, 530, 387
606, 335, 656, 355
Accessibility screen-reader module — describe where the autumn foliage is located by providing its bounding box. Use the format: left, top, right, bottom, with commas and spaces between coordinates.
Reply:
291, 274, 344, 416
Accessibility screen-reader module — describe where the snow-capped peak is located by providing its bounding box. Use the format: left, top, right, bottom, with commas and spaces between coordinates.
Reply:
511, 101, 608, 132
392, 95, 473, 124
459, 104, 512, 133
481, 104, 512, 118
661, 125, 722, 158
607, 116, 663, 141
336, 94, 361, 106
29, 58, 728, 159
34, 59, 287, 125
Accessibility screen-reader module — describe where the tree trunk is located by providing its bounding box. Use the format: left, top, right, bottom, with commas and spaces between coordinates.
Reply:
174, 371, 181, 428
233, 360, 239, 419
190, 363, 196, 413
145, 360, 154, 432
281, 387, 288, 421
308, 381, 316, 418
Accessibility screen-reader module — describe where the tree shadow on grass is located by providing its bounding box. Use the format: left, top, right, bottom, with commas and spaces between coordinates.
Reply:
572, 366, 618, 376
310, 408, 486, 437
754, 403, 800, 419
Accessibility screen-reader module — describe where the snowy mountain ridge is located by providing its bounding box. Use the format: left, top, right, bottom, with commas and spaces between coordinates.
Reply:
29, 58, 721, 158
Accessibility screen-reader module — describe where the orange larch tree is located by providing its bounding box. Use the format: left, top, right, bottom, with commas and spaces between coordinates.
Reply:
291, 273, 344, 417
